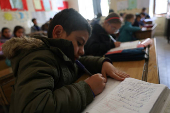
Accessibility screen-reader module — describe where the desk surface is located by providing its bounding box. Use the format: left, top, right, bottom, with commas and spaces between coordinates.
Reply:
113, 38, 159, 84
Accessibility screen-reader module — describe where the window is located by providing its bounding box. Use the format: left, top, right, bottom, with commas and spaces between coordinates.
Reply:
78, 0, 94, 20
155, 0, 168, 14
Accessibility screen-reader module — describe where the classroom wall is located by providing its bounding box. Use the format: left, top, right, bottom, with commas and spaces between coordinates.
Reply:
0, 0, 60, 34
109, 0, 150, 15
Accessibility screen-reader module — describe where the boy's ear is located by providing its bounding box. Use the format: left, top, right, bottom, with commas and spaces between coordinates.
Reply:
52, 25, 64, 39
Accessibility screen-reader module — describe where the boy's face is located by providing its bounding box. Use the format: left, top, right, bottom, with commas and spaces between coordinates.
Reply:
137, 17, 141, 22
53, 25, 89, 60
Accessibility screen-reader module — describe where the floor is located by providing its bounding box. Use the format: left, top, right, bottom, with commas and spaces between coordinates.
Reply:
156, 36, 170, 88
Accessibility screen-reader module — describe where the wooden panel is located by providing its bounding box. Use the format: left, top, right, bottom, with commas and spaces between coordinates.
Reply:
113, 60, 145, 80
147, 38, 159, 84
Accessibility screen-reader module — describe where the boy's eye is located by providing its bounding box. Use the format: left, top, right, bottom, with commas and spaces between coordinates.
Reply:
77, 41, 82, 46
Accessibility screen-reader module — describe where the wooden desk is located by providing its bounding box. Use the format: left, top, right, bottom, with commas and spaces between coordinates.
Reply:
0, 51, 8, 71
113, 38, 159, 84
135, 24, 157, 39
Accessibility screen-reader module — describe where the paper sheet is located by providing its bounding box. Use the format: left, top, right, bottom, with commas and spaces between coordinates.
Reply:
108, 40, 140, 52
33, 0, 42, 10
85, 78, 166, 113
128, 0, 137, 10
43, 0, 51, 11
117, 1, 128, 11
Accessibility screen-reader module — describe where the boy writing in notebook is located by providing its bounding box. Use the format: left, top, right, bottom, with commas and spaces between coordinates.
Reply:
2, 9, 129, 113
118, 14, 141, 42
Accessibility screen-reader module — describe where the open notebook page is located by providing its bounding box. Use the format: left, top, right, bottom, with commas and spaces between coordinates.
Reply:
82, 79, 121, 112
109, 41, 140, 52
84, 78, 166, 113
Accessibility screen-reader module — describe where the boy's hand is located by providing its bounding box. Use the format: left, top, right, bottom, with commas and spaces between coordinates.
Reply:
85, 74, 106, 96
101, 62, 130, 81
114, 42, 121, 47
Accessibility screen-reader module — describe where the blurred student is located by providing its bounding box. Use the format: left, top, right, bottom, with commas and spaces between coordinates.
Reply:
140, 13, 146, 22
31, 18, 41, 33
119, 13, 126, 22
133, 14, 144, 27
109, 9, 114, 13
0, 27, 12, 43
85, 13, 121, 56
2, 8, 129, 113
141, 7, 150, 19
90, 13, 102, 27
13, 26, 25, 37
118, 14, 141, 42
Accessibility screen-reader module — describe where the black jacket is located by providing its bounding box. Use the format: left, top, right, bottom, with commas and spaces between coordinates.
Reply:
85, 24, 115, 56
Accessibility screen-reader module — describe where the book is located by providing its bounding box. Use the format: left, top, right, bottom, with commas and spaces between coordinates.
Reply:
83, 78, 170, 113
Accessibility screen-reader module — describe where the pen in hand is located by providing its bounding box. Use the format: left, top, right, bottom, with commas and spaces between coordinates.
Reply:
75, 60, 92, 76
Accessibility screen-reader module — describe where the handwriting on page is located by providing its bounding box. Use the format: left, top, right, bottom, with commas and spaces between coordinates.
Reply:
90, 79, 158, 113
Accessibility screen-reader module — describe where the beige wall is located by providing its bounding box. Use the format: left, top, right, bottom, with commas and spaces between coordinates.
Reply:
68, 0, 79, 12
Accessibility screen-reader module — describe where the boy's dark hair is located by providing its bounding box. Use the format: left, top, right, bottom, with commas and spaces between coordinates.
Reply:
141, 13, 146, 16
32, 18, 36, 23
48, 8, 91, 38
136, 14, 141, 19
125, 14, 135, 21
105, 13, 122, 24
1, 27, 10, 36
109, 9, 114, 13
142, 7, 146, 11
120, 13, 123, 17
13, 26, 25, 37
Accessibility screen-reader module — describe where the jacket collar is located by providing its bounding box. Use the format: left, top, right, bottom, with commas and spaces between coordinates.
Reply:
92, 24, 108, 35
35, 36, 75, 62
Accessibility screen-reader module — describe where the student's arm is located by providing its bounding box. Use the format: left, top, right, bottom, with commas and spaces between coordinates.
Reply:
78, 56, 107, 74
126, 25, 141, 32
12, 52, 94, 113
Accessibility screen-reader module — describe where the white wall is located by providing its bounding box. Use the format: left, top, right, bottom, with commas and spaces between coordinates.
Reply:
68, 0, 79, 12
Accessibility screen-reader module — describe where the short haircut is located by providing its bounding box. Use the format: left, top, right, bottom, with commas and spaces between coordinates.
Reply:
48, 8, 91, 38
109, 9, 114, 13
141, 13, 146, 16
32, 18, 36, 23
1, 27, 10, 36
142, 7, 146, 11
13, 26, 25, 37
125, 14, 135, 21
136, 14, 141, 18
120, 13, 123, 17
105, 13, 122, 24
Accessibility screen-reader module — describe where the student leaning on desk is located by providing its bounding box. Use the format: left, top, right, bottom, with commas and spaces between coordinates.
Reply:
85, 13, 122, 56
2, 9, 129, 113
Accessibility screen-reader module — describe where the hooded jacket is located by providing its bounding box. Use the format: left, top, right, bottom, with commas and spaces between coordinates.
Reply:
2, 36, 106, 113
85, 24, 115, 56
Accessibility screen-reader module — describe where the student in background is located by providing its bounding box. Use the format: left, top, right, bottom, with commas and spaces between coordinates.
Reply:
109, 9, 114, 13
85, 13, 121, 56
13, 26, 25, 37
31, 18, 41, 33
141, 7, 150, 19
119, 13, 126, 22
2, 8, 129, 113
118, 14, 141, 42
0, 27, 12, 43
140, 13, 146, 22
90, 13, 102, 27
133, 14, 144, 27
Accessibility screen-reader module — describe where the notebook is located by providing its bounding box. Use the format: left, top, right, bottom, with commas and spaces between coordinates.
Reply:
83, 78, 169, 113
